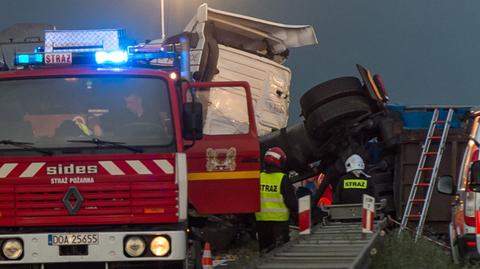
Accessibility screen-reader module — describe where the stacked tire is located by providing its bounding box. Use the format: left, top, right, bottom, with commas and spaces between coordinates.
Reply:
259, 123, 316, 171
300, 77, 374, 139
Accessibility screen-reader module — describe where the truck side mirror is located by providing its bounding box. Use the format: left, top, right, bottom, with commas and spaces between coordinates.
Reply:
182, 102, 203, 140
470, 161, 480, 191
437, 175, 455, 195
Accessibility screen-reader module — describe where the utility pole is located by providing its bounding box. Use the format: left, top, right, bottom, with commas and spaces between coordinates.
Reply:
161, 0, 166, 40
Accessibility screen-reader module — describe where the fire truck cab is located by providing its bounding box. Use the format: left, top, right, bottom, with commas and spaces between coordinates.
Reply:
0, 29, 260, 269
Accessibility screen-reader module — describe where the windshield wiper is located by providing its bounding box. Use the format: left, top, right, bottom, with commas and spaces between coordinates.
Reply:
0, 140, 53, 155
67, 138, 143, 153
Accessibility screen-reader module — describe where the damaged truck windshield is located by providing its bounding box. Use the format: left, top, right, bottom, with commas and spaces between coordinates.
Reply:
0, 76, 173, 152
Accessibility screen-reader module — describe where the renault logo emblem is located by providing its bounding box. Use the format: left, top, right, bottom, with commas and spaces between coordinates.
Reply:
62, 186, 84, 215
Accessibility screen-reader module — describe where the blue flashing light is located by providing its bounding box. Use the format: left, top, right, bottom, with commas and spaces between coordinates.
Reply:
34, 54, 43, 63
15, 53, 44, 65
128, 51, 177, 62
95, 50, 128, 64
17, 55, 29, 64
34, 46, 45, 53
179, 36, 191, 81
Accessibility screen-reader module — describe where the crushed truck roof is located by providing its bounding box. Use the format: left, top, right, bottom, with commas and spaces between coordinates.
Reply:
184, 3, 318, 56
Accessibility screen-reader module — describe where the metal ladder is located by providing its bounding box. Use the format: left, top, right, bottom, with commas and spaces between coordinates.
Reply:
399, 108, 454, 241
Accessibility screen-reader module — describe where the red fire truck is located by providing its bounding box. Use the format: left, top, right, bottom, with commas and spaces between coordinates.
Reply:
0, 29, 260, 268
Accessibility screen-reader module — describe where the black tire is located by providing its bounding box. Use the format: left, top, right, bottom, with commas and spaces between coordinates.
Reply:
260, 123, 317, 171
188, 241, 203, 269
305, 95, 372, 138
300, 76, 363, 118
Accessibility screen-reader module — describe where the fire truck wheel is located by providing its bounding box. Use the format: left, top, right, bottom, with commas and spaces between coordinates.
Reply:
300, 76, 363, 118
305, 95, 372, 139
185, 240, 202, 269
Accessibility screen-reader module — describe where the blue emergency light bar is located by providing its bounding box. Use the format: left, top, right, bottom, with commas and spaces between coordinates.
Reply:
15, 48, 177, 66
95, 50, 128, 64
14, 29, 191, 80
15, 53, 43, 65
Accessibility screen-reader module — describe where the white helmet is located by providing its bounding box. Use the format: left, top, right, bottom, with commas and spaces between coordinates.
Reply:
345, 154, 365, 173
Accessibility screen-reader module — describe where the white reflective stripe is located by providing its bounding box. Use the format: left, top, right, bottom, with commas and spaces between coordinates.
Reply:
20, 162, 45, 178
265, 151, 281, 159
154, 160, 174, 174
261, 208, 289, 213
0, 163, 17, 178
126, 160, 152, 175
261, 197, 284, 203
299, 195, 311, 213
99, 161, 125, 175
176, 153, 188, 221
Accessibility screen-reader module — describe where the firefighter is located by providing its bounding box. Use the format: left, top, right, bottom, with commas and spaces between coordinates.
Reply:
255, 147, 298, 252
332, 154, 375, 204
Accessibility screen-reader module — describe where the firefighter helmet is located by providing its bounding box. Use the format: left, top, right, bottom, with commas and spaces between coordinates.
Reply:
264, 147, 287, 168
345, 154, 365, 173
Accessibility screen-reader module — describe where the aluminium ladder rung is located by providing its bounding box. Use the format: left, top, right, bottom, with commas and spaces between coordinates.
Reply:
425, 152, 437, 155
418, 167, 433, 171
415, 183, 430, 187
430, 136, 442, 140
411, 199, 426, 203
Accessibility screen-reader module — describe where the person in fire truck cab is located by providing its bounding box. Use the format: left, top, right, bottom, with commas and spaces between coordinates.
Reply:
97, 90, 169, 138
333, 154, 375, 204
119, 91, 169, 134
255, 147, 298, 252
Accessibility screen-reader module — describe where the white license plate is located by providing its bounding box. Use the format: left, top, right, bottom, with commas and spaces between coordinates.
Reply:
48, 233, 99, 246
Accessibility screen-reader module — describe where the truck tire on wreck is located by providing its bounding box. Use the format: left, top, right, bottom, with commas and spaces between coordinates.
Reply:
305, 95, 373, 139
259, 123, 316, 171
300, 76, 364, 118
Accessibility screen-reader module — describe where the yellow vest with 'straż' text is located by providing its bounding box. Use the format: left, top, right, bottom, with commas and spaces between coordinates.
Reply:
255, 172, 289, 221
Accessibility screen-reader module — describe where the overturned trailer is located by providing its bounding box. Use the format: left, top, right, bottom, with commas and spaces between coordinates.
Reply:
392, 106, 469, 232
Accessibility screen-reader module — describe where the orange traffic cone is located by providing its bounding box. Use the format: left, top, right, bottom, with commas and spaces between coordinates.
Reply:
201, 242, 213, 269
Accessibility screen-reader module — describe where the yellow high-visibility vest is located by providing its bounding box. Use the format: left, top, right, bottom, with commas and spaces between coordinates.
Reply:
255, 172, 289, 221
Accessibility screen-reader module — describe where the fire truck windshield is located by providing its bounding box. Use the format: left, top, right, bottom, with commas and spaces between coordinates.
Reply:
0, 76, 174, 152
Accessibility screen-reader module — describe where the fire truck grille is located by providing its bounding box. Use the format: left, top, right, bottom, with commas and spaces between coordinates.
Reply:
9, 179, 178, 225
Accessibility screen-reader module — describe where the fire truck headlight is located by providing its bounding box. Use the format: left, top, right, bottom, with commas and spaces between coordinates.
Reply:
2, 239, 23, 260
125, 236, 146, 257
150, 236, 170, 257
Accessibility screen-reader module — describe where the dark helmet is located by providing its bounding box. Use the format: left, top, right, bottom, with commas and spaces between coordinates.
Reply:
264, 147, 287, 168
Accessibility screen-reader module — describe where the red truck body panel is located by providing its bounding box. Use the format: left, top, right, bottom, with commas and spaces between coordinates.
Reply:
0, 153, 178, 226
184, 81, 260, 214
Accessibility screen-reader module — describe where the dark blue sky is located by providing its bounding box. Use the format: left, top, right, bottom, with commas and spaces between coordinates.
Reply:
2, 0, 479, 124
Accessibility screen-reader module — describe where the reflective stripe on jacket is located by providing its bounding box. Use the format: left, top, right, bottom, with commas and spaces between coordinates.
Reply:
255, 172, 289, 221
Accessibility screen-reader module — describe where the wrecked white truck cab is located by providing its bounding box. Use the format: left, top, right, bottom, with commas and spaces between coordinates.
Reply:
184, 4, 317, 135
